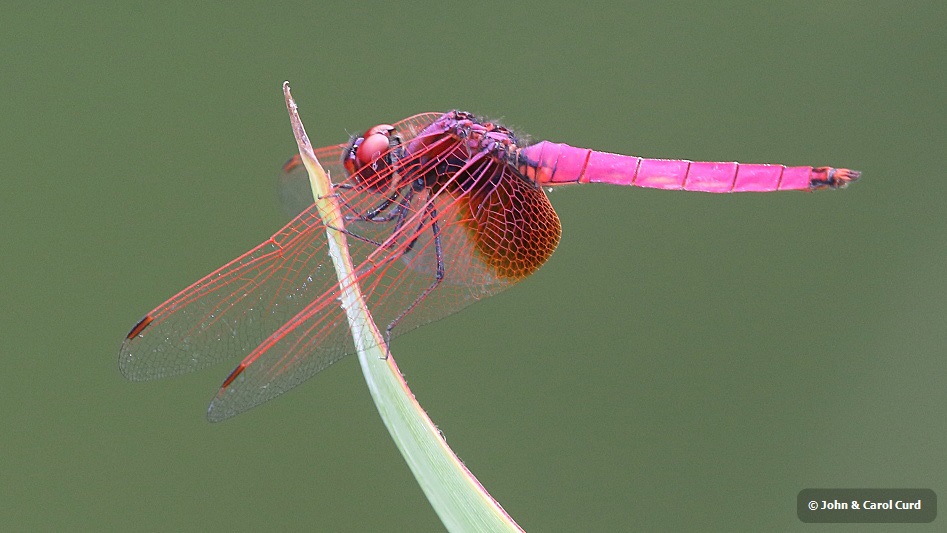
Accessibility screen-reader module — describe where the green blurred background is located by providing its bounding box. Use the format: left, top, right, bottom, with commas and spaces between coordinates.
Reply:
2, 1, 944, 531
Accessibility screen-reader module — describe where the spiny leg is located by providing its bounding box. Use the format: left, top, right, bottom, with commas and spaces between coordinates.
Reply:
334, 185, 405, 223
328, 186, 417, 247
402, 191, 435, 256
357, 188, 410, 222
383, 202, 445, 357
348, 186, 422, 276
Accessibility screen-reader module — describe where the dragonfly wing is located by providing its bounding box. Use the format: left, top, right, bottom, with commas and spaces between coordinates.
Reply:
207, 153, 562, 421
121, 113, 446, 384
119, 204, 339, 381
278, 143, 347, 219
206, 278, 356, 421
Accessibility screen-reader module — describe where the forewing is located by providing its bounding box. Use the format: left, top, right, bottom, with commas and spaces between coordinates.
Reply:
119, 205, 338, 381
120, 113, 445, 383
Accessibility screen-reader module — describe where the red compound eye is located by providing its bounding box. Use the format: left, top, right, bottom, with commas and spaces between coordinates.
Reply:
354, 131, 391, 167
349, 124, 395, 191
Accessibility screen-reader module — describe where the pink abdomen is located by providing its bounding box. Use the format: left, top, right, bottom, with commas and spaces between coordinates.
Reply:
517, 141, 859, 192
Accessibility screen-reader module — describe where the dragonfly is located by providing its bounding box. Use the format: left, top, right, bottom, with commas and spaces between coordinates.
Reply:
120, 110, 859, 421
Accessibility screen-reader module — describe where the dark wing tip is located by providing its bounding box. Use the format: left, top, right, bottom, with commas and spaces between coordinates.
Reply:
282, 154, 303, 174
126, 315, 154, 340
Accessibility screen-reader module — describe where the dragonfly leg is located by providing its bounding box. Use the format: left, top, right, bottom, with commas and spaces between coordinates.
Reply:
387, 186, 420, 241
357, 189, 408, 222
337, 188, 404, 223
324, 224, 384, 247
383, 203, 444, 358
401, 191, 432, 255
333, 186, 417, 248
345, 186, 425, 282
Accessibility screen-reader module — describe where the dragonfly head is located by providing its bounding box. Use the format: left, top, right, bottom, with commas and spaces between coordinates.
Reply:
343, 124, 398, 191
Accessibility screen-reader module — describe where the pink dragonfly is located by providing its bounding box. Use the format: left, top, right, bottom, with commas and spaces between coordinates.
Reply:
120, 111, 859, 421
